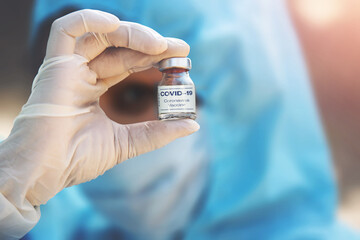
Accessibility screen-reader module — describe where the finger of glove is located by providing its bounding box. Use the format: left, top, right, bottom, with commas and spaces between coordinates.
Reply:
46, 9, 120, 59
117, 119, 200, 161
75, 21, 168, 61
89, 38, 190, 88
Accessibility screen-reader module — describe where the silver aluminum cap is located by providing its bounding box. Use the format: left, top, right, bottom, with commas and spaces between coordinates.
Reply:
158, 57, 192, 71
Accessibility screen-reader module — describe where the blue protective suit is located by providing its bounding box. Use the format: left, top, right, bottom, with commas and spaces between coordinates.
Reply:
26, 0, 359, 239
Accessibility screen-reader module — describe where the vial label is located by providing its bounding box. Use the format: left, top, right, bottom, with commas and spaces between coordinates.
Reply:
158, 85, 196, 114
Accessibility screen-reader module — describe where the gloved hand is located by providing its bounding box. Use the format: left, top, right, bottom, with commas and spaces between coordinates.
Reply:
0, 9, 199, 238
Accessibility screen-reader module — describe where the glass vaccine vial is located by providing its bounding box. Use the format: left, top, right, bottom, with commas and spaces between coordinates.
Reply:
157, 57, 196, 120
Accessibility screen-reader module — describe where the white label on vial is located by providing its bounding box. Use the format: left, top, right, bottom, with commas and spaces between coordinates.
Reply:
158, 85, 196, 114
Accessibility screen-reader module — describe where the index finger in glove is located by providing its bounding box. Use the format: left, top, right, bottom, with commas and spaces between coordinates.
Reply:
75, 21, 168, 61
89, 37, 190, 88
46, 9, 121, 59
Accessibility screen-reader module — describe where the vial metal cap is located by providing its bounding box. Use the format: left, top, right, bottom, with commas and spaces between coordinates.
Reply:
158, 57, 192, 71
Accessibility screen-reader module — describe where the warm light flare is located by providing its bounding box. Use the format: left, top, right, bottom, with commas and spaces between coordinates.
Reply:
293, 0, 345, 27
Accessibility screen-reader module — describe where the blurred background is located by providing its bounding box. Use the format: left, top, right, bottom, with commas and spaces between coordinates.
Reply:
1, 0, 360, 234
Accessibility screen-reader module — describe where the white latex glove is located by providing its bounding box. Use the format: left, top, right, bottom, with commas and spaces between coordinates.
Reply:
0, 9, 199, 238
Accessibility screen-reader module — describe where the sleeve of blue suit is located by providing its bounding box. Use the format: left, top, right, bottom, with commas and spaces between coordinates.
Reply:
25, 0, 360, 239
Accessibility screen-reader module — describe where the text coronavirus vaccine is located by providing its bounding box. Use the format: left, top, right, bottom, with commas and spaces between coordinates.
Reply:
157, 57, 196, 120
